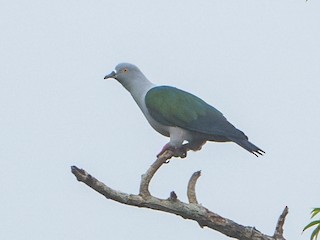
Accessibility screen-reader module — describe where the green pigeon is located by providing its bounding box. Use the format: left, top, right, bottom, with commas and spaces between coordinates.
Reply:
104, 63, 264, 158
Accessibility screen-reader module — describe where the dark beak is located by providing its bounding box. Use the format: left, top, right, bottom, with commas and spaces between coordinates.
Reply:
104, 71, 117, 79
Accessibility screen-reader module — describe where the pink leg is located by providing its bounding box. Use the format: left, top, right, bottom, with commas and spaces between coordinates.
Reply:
157, 143, 174, 157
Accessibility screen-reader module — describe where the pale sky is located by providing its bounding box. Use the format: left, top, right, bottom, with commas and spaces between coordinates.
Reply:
1, 1, 319, 240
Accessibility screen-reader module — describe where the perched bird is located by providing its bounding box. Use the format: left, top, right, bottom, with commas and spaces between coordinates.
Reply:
104, 63, 264, 158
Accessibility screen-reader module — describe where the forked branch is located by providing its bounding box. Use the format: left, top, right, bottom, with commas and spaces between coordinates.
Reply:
71, 151, 288, 240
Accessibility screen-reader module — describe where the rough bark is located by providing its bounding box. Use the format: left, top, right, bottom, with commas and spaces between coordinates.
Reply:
71, 151, 288, 240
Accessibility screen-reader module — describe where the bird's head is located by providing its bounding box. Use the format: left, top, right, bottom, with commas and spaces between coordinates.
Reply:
104, 63, 147, 91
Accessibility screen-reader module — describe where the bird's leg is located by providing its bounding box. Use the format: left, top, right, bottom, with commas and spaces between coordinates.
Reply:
157, 141, 206, 159
183, 140, 206, 152
157, 143, 172, 158
157, 143, 188, 159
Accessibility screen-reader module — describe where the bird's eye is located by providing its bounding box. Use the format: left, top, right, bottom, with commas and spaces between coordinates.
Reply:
123, 68, 128, 73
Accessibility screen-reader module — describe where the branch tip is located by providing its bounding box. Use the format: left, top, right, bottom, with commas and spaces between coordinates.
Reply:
273, 206, 289, 239
71, 165, 89, 181
71, 165, 82, 174
187, 170, 202, 204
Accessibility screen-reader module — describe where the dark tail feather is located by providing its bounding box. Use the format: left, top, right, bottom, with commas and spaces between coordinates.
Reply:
230, 138, 265, 157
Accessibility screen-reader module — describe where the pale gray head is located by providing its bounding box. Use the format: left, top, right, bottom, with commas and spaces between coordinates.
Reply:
104, 63, 149, 92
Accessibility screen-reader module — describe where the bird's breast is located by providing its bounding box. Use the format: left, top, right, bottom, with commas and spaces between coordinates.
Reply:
132, 90, 170, 137
144, 111, 170, 137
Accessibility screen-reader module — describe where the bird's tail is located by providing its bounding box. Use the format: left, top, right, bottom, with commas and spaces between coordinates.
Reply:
230, 138, 265, 157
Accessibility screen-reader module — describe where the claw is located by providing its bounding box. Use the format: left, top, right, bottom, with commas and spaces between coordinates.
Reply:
157, 143, 188, 159
172, 147, 187, 158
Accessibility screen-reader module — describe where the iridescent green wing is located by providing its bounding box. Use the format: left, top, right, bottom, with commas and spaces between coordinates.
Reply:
145, 86, 244, 138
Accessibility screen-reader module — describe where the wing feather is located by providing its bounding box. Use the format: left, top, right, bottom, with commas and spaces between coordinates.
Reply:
145, 86, 246, 139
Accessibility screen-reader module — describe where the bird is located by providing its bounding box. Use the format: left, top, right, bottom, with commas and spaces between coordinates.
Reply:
104, 63, 264, 158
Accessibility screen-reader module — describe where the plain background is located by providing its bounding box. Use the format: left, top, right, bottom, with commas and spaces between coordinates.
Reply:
1, 1, 319, 239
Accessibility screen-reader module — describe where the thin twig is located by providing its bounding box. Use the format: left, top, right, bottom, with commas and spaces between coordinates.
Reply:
273, 206, 289, 240
139, 151, 173, 198
187, 171, 201, 204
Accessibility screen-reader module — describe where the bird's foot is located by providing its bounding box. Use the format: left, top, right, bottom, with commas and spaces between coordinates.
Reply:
172, 146, 187, 158
157, 144, 188, 159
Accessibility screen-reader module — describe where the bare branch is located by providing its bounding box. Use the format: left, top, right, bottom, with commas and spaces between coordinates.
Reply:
71, 158, 288, 240
139, 151, 173, 197
187, 171, 201, 204
273, 206, 289, 240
